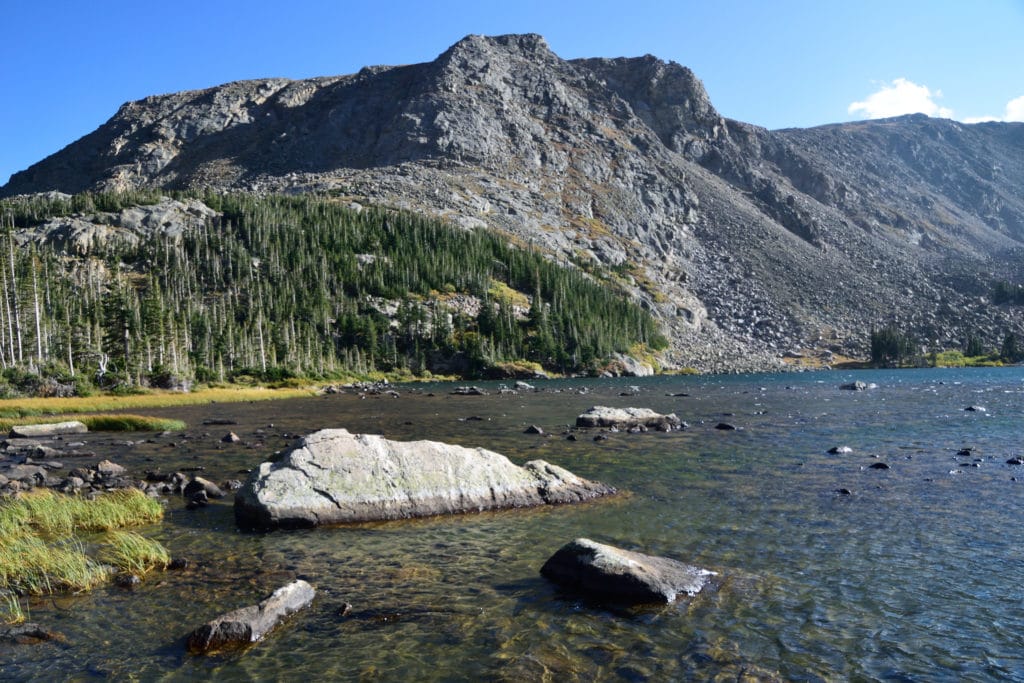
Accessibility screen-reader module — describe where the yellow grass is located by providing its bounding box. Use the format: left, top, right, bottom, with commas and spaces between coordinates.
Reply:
0, 414, 187, 433
0, 385, 317, 420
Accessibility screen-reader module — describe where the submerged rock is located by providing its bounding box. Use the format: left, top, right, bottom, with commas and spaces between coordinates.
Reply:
575, 406, 682, 431
186, 579, 315, 654
0, 623, 65, 645
540, 538, 715, 604
234, 428, 615, 529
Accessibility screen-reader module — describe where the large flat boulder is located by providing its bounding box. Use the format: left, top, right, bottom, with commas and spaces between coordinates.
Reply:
9, 421, 88, 438
540, 538, 715, 604
186, 580, 315, 654
575, 406, 682, 431
234, 428, 615, 529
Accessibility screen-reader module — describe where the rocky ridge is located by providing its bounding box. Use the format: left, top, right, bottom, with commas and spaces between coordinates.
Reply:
5, 34, 1024, 371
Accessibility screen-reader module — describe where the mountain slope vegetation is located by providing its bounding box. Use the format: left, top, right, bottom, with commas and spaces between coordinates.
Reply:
0, 192, 664, 395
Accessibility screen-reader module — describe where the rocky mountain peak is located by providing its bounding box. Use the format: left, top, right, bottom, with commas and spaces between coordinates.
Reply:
4, 34, 1024, 372
572, 54, 726, 158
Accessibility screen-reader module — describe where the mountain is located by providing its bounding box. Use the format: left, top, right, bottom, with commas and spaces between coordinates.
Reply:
5, 33, 1024, 372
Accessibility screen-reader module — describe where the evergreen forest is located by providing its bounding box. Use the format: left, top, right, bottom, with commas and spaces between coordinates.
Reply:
0, 192, 666, 396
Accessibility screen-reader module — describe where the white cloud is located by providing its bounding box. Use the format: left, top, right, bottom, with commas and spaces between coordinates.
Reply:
848, 78, 954, 120
1004, 95, 1024, 122
962, 95, 1024, 124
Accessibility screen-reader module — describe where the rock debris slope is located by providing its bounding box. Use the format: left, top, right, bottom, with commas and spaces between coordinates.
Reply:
5, 34, 1024, 370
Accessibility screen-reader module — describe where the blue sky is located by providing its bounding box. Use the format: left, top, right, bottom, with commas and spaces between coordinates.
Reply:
2, 0, 1022, 186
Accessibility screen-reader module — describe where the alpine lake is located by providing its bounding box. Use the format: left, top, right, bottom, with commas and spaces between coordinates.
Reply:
5, 367, 1024, 681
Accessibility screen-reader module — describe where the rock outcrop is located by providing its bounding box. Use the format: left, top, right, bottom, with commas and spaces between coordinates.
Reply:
186, 580, 315, 654
9, 421, 88, 438
4, 34, 1024, 370
575, 406, 682, 431
234, 428, 615, 529
540, 538, 715, 604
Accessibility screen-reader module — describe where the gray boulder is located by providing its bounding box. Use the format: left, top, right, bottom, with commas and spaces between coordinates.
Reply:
609, 353, 655, 377
575, 406, 682, 431
234, 428, 615, 529
186, 579, 315, 654
184, 476, 226, 499
540, 538, 715, 604
9, 421, 88, 438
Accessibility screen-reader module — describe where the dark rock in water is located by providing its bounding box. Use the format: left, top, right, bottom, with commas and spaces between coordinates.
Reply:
203, 419, 238, 426
222, 432, 242, 444
714, 422, 737, 431
186, 580, 316, 654
835, 488, 853, 495
0, 623, 64, 644
957, 447, 974, 456
828, 446, 853, 454
575, 406, 682, 431
168, 558, 191, 570
187, 490, 209, 509
964, 406, 986, 413
184, 476, 226, 499
115, 573, 142, 589
593, 434, 609, 442
868, 462, 891, 470
1006, 457, 1024, 465
565, 434, 578, 442
840, 381, 866, 391
451, 386, 487, 396
234, 428, 616, 529
524, 425, 544, 435
540, 538, 715, 604
9, 421, 88, 438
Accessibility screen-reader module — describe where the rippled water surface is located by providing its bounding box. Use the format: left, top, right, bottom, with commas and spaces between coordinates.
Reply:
5, 368, 1024, 681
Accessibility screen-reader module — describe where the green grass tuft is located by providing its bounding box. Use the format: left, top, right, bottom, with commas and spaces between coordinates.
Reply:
78, 414, 186, 432
100, 530, 170, 575
1, 590, 27, 624
0, 490, 167, 598
0, 413, 186, 433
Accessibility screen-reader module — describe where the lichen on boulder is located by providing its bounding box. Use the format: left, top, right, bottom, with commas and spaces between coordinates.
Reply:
234, 428, 615, 529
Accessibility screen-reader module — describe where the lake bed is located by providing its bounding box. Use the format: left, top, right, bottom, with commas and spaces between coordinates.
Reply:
5, 368, 1024, 681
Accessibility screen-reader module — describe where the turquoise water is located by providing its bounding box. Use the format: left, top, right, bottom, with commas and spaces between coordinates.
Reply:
4, 368, 1024, 681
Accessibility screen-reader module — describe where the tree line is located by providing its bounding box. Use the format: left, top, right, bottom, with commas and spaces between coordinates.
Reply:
0, 192, 666, 395
870, 324, 1022, 367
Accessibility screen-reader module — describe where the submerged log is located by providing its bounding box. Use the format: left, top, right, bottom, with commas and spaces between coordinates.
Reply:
186, 580, 315, 654
234, 428, 615, 530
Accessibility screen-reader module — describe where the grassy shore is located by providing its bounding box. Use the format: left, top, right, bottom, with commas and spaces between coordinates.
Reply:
0, 385, 318, 421
0, 414, 188, 434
